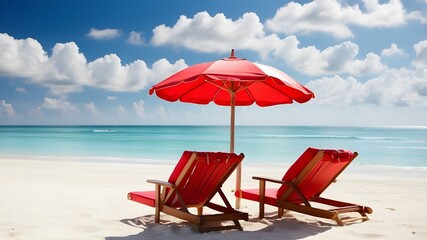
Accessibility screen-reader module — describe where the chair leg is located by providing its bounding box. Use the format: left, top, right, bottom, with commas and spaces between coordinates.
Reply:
360, 211, 369, 221
335, 217, 344, 226
259, 179, 266, 219
154, 208, 160, 223
154, 184, 161, 223
278, 207, 284, 218
233, 220, 243, 231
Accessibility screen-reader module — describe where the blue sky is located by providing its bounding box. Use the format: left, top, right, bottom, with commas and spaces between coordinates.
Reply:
0, 0, 426, 126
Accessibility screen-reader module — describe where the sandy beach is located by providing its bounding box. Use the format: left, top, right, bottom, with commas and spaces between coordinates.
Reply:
1, 156, 426, 240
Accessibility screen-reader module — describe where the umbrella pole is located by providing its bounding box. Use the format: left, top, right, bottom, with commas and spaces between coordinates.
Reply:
230, 93, 235, 153
230, 91, 242, 209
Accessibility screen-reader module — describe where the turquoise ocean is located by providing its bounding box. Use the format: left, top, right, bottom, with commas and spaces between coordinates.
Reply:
0, 125, 426, 167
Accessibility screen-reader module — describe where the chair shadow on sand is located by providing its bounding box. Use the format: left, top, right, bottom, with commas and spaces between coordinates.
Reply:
105, 211, 334, 240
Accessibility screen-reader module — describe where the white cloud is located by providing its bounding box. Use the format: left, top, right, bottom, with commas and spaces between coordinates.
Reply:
306, 68, 427, 107
151, 11, 265, 53
127, 31, 144, 45
87, 28, 121, 40
150, 58, 188, 85
88, 54, 151, 92
150, 12, 385, 76
42, 42, 90, 94
42, 97, 76, 111
0, 100, 15, 117
306, 75, 364, 105
117, 105, 128, 118
0, 34, 88, 94
133, 100, 145, 117
0, 33, 188, 94
352, 53, 385, 75
265, 0, 424, 39
273, 36, 385, 76
413, 40, 427, 69
87, 55, 186, 92
84, 102, 99, 115
0, 33, 48, 79
16, 87, 26, 93
382, 43, 404, 57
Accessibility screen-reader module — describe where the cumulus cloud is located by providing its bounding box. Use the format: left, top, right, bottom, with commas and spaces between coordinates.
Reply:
84, 102, 99, 115
413, 40, 427, 69
42, 97, 77, 111
151, 11, 265, 53
88, 54, 151, 92
87, 28, 121, 40
273, 36, 385, 76
150, 12, 385, 76
127, 31, 144, 45
133, 100, 145, 117
150, 58, 188, 84
306, 75, 365, 105
0, 33, 188, 95
0, 34, 88, 94
382, 43, 404, 57
0, 33, 48, 78
0, 100, 15, 117
306, 68, 427, 107
265, 0, 425, 39
42, 42, 90, 93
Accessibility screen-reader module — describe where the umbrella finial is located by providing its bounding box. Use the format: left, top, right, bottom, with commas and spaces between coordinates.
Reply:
230, 49, 236, 59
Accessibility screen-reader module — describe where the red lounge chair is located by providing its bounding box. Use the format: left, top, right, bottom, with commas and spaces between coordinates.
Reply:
235, 147, 373, 225
128, 151, 249, 232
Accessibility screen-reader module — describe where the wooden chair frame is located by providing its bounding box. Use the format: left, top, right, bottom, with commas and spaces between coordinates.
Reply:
128, 151, 248, 232
253, 176, 373, 225
238, 149, 373, 225
148, 179, 248, 232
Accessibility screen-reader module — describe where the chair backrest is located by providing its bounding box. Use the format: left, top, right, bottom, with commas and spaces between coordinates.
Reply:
165, 151, 244, 208
277, 147, 357, 203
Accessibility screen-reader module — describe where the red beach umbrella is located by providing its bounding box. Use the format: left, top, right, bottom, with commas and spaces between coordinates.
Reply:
149, 49, 315, 208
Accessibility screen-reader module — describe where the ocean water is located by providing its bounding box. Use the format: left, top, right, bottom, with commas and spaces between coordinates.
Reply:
0, 125, 426, 167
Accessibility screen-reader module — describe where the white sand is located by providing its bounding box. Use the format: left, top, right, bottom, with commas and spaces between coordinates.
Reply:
1, 157, 426, 240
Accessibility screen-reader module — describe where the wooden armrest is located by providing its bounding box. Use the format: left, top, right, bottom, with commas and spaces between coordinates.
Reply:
252, 176, 290, 186
253, 176, 310, 207
251, 176, 290, 219
147, 179, 176, 189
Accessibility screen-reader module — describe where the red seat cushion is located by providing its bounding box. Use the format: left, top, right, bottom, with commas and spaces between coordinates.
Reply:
236, 189, 279, 206
128, 191, 156, 207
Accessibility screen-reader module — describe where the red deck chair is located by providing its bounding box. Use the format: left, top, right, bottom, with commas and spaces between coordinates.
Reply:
235, 147, 373, 225
128, 151, 248, 232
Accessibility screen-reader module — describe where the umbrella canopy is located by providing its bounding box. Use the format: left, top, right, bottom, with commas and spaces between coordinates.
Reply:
149, 49, 315, 207
150, 50, 313, 107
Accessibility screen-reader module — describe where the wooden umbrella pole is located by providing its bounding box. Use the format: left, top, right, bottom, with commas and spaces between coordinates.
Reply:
230, 90, 242, 209
230, 92, 235, 154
